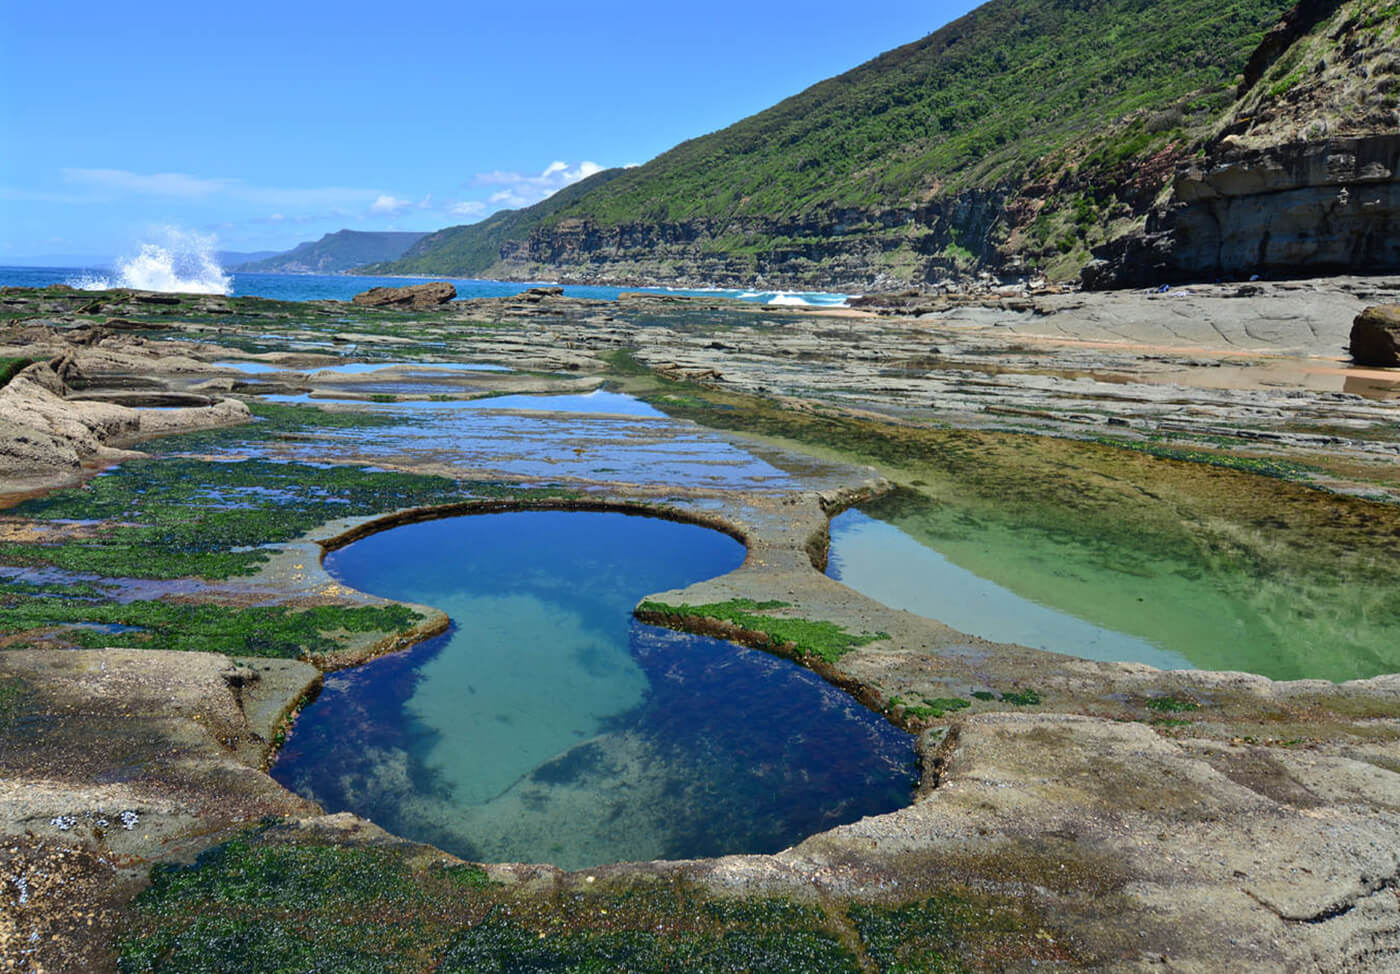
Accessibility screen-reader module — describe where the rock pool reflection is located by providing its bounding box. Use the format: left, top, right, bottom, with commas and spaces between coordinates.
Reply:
828, 492, 1400, 682
828, 509, 1193, 670
272, 511, 917, 869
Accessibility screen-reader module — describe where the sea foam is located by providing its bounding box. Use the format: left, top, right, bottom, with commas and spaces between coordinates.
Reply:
70, 229, 231, 294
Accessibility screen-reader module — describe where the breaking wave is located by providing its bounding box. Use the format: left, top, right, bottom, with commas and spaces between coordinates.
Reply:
69, 229, 231, 294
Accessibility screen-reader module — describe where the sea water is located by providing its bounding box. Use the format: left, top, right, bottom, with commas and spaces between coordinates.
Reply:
271, 511, 917, 869
0, 264, 849, 307
827, 498, 1400, 682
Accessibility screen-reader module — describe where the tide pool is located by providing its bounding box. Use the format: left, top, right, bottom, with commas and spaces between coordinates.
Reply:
272, 511, 916, 869
827, 509, 1192, 669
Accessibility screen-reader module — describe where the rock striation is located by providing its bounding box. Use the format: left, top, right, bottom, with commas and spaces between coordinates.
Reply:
351, 281, 456, 309
1351, 304, 1400, 365
1086, 134, 1400, 288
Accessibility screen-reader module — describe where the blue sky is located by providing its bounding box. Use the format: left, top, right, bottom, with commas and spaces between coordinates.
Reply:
1, 0, 977, 261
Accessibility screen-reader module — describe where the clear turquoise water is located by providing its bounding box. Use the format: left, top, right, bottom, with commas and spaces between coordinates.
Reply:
827, 509, 1192, 669
0, 265, 850, 307
272, 511, 916, 869
827, 496, 1400, 682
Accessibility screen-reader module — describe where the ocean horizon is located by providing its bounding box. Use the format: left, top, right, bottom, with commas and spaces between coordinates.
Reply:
0, 263, 851, 308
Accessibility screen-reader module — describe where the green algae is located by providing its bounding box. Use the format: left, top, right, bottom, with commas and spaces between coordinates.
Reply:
637, 598, 888, 664
0, 457, 532, 580
0, 357, 32, 389
118, 828, 862, 974
154, 400, 402, 452
0, 449, 567, 658
851, 892, 1076, 971
1092, 435, 1317, 482
0, 598, 421, 658
0, 676, 29, 727
644, 386, 1400, 681
895, 696, 972, 720
1145, 695, 1200, 713
439, 912, 859, 973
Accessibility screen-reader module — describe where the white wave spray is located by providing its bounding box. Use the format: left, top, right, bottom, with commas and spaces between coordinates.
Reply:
69, 228, 232, 294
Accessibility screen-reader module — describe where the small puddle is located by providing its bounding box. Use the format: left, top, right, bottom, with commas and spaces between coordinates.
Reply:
273, 511, 916, 869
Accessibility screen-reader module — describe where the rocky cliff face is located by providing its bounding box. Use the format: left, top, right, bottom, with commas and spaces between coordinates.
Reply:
1086, 134, 1400, 287
488, 192, 1015, 292
376, 0, 1395, 292
1086, 0, 1400, 288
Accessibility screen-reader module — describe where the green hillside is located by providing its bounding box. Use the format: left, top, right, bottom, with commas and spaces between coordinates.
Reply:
367, 0, 1298, 284
364, 170, 626, 277
239, 230, 429, 275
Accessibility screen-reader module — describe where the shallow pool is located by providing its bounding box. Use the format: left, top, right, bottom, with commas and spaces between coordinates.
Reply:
828, 492, 1400, 682
246, 391, 796, 490
828, 509, 1191, 669
273, 511, 917, 869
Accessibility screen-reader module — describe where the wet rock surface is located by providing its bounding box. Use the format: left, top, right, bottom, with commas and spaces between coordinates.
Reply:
0, 279, 1397, 970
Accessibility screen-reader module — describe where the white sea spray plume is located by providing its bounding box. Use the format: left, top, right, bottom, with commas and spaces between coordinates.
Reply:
767, 291, 812, 306
70, 228, 231, 294
114, 228, 231, 294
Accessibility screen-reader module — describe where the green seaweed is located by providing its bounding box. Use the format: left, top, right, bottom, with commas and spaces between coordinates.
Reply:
901, 697, 972, 720
1145, 695, 1200, 713
0, 357, 33, 389
0, 676, 29, 727
118, 829, 861, 974
0, 457, 544, 580
0, 598, 421, 658
637, 598, 887, 663
439, 909, 859, 973
851, 891, 1074, 971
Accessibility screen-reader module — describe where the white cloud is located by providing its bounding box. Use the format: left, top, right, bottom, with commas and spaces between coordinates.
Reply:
448, 200, 486, 218
370, 194, 413, 215
470, 160, 605, 210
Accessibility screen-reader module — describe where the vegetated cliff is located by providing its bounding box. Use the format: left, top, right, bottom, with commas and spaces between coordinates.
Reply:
367, 0, 1316, 289
1084, 0, 1400, 286
236, 230, 429, 275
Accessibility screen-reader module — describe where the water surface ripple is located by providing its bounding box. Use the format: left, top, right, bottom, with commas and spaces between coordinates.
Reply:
273, 511, 916, 869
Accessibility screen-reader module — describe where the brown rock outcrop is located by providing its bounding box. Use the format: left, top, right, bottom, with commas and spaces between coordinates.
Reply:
351, 281, 456, 310
1086, 134, 1400, 288
1351, 304, 1400, 366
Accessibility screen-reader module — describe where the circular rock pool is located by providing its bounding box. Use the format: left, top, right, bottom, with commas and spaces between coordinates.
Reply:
272, 510, 917, 869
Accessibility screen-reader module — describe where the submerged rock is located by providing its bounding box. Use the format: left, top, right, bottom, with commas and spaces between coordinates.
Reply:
1351, 304, 1400, 366
351, 281, 456, 310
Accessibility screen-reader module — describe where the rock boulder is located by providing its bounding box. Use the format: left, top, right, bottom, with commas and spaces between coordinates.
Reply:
351, 282, 456, 310
1350, 305, 1400, 366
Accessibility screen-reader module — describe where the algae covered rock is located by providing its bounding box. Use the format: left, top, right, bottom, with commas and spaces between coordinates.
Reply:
1350, 304, 1400, 366
351, 281, 456, 310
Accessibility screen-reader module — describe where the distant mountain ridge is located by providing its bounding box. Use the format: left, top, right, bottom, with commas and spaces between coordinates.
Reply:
365, 0, 1399, 290
237, 230, 429, 275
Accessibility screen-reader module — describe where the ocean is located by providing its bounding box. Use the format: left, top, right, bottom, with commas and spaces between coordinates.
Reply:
0, 264, 851, 308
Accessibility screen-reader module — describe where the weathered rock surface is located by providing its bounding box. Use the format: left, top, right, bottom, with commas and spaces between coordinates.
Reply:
0, 355, 249, 491
2, 280, 1399, 970
0, 649, 322, 971
351, 281, 456, 309
1087, 134, 1400, 288
1352, 304, 1400, 365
